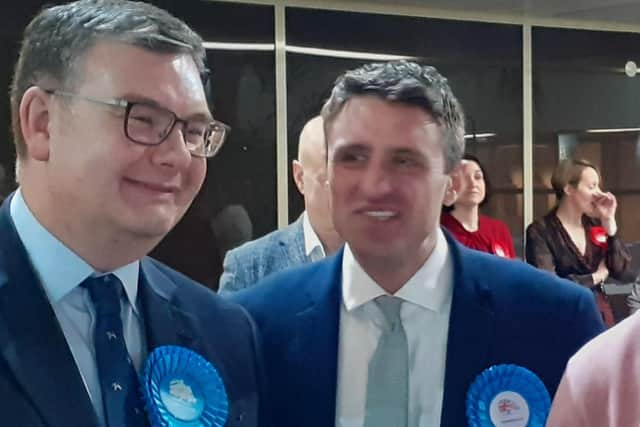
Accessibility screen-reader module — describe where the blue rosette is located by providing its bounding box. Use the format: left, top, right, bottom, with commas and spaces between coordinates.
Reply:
466, 364, 550, 427
141, 345, 229, 427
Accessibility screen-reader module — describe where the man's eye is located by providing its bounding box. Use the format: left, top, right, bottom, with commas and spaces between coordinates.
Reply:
394, 156, 419, 167
336, 152, 366, 163
187, 126, 206, 136
130, 114, 155, 125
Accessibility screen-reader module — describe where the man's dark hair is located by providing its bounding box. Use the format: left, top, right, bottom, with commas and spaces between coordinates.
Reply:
321, 60, 465, 172
10, 0, 207, 158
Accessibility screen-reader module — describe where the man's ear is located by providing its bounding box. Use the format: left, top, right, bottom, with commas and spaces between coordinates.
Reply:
19, 86, 52, 162
443, 163, 463, 206
292, 159, 305, 195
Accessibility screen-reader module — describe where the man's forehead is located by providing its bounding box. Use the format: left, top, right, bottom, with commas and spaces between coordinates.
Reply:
329, 98, 438, 136
85, 41, 193, 69
77, 41, 209, 113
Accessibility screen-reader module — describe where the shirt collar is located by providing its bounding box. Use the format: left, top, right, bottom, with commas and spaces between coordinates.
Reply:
302, 211, 325, 258
342, 228, 453, 313
10, 189, 140, 310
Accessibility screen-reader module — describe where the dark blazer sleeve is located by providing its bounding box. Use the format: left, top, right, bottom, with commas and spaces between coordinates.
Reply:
570, 279, 607, 342
242, 306, 272, 427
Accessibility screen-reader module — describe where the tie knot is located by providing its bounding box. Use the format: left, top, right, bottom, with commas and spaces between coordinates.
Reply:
83, 274, 123, 316
374, 295, 403, 330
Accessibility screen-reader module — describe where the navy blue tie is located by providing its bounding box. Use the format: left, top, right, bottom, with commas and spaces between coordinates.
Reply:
84, 274, 146, 427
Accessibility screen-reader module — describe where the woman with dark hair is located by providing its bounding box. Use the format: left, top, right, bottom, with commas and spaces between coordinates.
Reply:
526, 158, 631, 327
441, 154, 515, 258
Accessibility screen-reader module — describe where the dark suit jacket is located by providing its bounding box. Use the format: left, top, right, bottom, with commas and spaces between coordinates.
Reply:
231, 233, 605, 427
0, 196, 264, 427
219, 215, 308, 294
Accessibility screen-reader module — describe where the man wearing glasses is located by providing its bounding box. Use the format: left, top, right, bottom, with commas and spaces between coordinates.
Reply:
0, 1, 262, 426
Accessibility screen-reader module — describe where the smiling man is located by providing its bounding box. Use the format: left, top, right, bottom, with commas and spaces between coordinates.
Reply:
0, 1, 262, 426
231, 60, 604, 427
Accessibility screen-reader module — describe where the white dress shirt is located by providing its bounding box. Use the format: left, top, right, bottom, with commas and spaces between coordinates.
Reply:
302, 211, 326, 261
335, 229, 454, 427
10, 189, 146, 427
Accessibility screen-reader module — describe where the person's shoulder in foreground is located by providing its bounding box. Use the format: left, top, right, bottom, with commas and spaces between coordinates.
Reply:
546, 311, 640, 427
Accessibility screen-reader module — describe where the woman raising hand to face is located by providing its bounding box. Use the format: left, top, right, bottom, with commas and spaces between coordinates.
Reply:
526, 158, 631, 327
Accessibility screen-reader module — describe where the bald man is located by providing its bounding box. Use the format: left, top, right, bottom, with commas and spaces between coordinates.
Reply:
219, 116, 343, 294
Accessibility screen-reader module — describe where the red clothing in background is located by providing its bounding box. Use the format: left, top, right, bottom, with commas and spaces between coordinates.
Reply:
441, 211, 515, 258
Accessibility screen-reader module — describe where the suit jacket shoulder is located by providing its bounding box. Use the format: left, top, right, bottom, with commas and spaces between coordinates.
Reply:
450, 247, 604, 381
219, 216, 307, 293
229, 254, 342, 427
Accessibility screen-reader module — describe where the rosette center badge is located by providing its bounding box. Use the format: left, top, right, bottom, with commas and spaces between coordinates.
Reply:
489, 391, 529, 427
160, 377, 205, 421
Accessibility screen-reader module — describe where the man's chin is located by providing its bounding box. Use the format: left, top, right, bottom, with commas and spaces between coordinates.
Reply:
350, 240, 401, 260
125, 216, 179, 240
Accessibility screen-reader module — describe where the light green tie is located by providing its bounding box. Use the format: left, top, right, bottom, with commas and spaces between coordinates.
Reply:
363, 295, 409, 427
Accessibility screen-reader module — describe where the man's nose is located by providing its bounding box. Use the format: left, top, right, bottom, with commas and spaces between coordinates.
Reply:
360, 163, 393, 197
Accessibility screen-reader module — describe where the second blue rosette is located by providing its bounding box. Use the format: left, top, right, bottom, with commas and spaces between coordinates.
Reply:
466, 364, 550, 427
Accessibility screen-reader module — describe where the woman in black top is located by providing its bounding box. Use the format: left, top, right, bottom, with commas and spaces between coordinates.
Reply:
526, 158, 631, 327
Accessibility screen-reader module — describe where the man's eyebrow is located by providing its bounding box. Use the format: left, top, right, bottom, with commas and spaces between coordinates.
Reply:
392, 147, 422, 156
332, 141, 370, 151
120, 92, 213, 121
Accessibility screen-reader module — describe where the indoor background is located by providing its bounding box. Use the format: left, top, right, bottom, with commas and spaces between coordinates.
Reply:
1, 0, 640, 292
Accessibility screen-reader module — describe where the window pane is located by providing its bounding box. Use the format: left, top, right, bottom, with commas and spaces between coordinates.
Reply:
533, 27, 640, 322
533, 28, 640, 243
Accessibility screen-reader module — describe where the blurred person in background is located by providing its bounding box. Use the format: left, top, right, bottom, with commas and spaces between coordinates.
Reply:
219, 115, 343, 294
526, 158, 631, 327
441, 153, 515, 258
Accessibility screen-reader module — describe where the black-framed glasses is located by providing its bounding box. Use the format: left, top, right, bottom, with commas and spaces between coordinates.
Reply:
43, 88, 230, 158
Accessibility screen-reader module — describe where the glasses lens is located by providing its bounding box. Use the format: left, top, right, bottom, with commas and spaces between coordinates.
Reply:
126, 103, 174, 145
203, 123, 229, 157
183, 120, 210, 156
126, 103, 229, 157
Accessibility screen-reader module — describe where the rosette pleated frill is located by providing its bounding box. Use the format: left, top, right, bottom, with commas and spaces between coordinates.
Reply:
141, 346, 229, 427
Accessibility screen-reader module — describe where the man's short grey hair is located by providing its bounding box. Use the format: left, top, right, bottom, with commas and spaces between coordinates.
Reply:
321, 60, 465, 172
10, 0, 207, 158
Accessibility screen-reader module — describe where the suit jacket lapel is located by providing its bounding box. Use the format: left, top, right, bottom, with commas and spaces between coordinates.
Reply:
139, 258, 197, 352
0, 196, 99, 427
288, 251, 342, 426
440, 235, 494, 426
